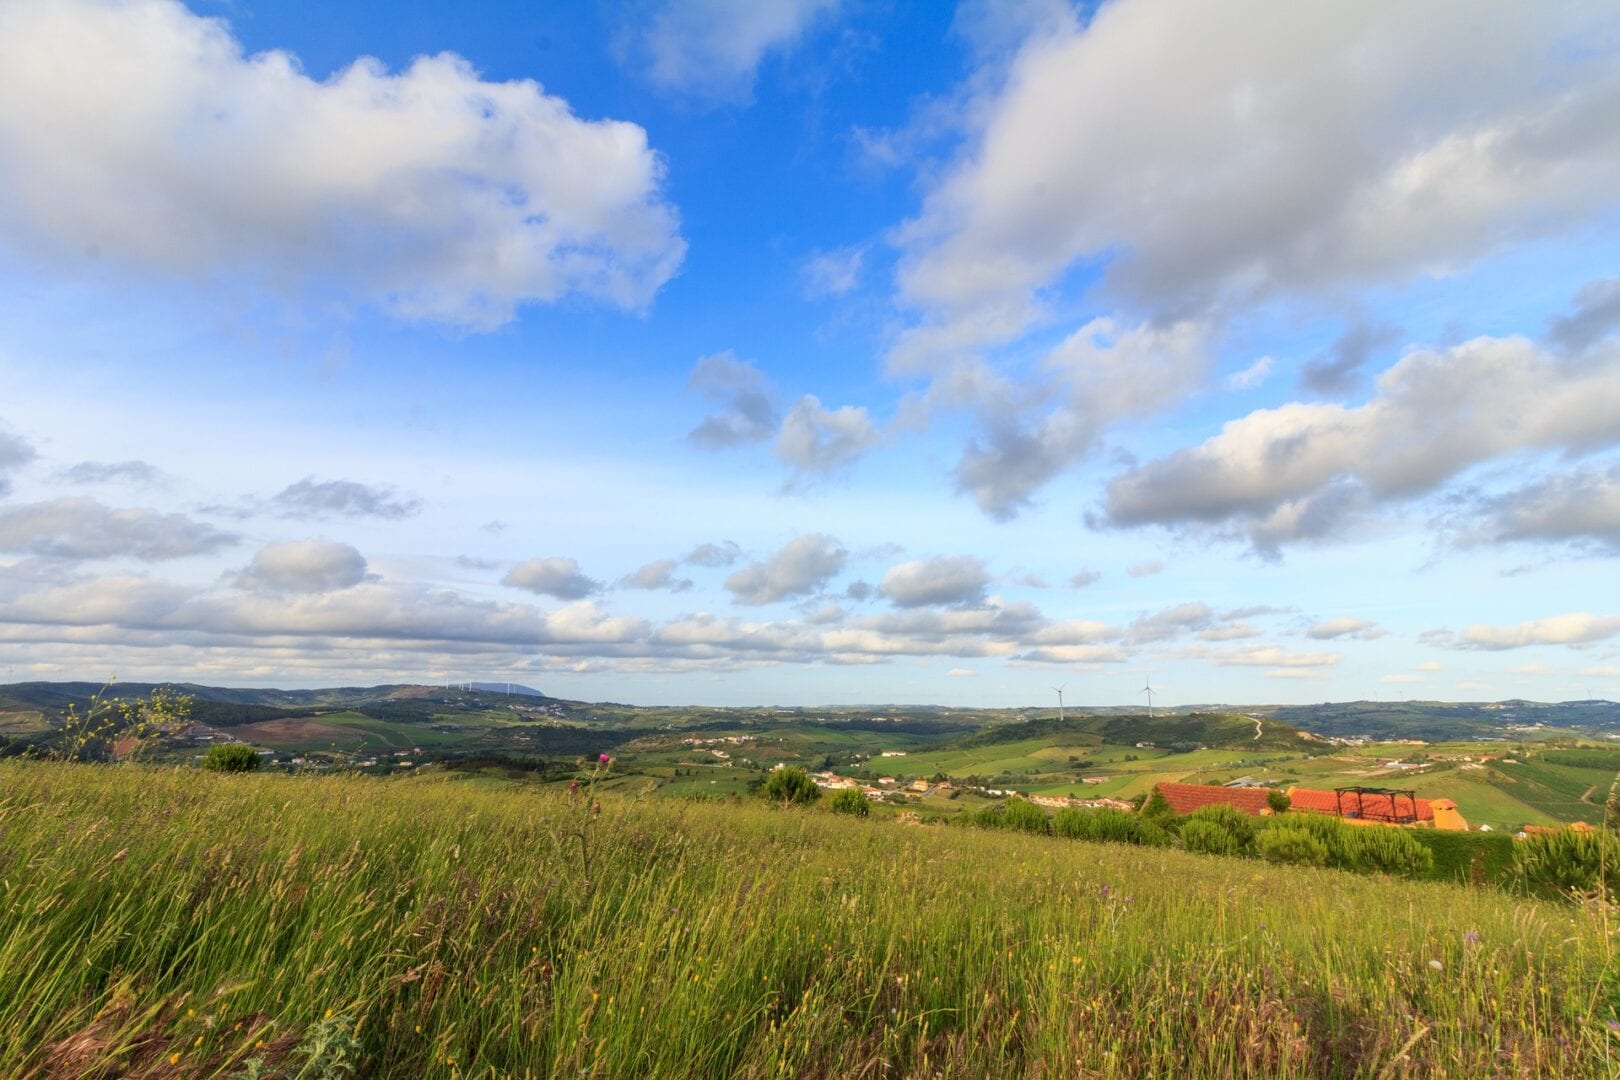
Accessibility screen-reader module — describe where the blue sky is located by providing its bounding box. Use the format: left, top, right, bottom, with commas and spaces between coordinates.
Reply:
1, 0, 1619, 706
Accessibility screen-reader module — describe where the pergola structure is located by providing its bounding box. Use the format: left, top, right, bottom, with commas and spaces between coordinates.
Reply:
1332, 786, 1420, 825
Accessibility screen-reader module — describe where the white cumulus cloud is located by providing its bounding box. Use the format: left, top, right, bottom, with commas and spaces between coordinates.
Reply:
898, 1, 1620, 333
503, 557, 602, 600
234, 539, 369, 594
725, 533, 846, 605
880, 555, 990, 608
623, 0, 840, 103
1105, 335, 1620, 554
0, 0, 684, 327
0, 497, 238, 560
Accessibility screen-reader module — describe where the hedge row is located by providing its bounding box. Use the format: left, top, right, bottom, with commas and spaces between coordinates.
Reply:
967, 797, 1620, 900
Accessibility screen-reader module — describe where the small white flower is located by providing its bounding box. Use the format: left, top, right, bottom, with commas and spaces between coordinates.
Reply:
1427, 959, 1443, 972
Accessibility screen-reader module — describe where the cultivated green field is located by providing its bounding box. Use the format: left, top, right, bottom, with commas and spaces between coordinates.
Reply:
0, 761, 1614, 1078
5, 680, 1613, 832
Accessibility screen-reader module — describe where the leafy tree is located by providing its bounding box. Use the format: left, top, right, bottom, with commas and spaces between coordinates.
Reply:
1266, 789, 1292, 814
203, 743, 261, 773
1139, 787, 1175, 824
761, 766, 820, 806
828, 788, 869, 817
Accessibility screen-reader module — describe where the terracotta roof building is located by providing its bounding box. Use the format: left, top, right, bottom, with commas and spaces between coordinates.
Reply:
1154, 782, 1273, 816
1287, 787, 1469, 831
1287, 786, 1431, 823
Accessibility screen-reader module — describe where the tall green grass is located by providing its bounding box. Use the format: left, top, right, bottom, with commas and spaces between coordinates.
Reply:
0, 761, 1614, 1077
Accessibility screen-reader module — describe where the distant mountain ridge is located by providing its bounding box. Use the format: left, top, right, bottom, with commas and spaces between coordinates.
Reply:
0, 681, 1614, 741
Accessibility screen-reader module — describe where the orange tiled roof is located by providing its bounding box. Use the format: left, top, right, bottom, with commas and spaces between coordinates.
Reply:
1154, 782, 1272, 816
1288, 787, 1433, 823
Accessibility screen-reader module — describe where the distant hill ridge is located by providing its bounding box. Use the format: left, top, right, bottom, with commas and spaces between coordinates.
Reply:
0, 682, 1614, 741
0, 680, 557, 728
946, 711, 1312, 752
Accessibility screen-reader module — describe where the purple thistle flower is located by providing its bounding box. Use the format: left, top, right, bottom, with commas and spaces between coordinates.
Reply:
1464, 930, 1481, 945
599, 753, 612, 764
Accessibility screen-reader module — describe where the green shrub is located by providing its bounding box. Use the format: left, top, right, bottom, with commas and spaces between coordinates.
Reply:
202, 743, 261, 773
1051, 807, 1085, 838
1256, 826, 1331, 867
827, 788, 870, 817
1282, 812, 1355, 865
1340, 826, 1433, 878
760, 767, 820, 806
1181, 819, 1242, 857
1512, 828, 1620, 902
1137, 819, 1173, 848
1053, 807, 1142, 845
1266, 789, 1292, 813
1000, 797, 1049, 835
1184, 805, 1257, 851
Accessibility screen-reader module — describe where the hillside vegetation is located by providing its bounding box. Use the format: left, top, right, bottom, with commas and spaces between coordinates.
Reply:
1, 761, 1614, 1078
943, 711, 1308, 753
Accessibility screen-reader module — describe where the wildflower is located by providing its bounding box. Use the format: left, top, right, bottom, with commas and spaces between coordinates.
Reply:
1464, 930, 1481, 945
325, 1009, 334, 1019
599, 753, 612, 764
1427, 959, 1443, 972
170, 1053, 181, 1065
569, 780, 580, 792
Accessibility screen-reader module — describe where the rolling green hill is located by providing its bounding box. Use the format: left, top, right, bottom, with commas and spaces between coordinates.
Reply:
945, 711, 1314, 754
0, 760, 1609, 1077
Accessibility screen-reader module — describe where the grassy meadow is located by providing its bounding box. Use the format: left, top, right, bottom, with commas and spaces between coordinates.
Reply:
2, 760, 1617, 1078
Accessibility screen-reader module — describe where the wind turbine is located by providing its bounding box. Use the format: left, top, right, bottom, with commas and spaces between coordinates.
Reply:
1140, 673, 1157, 718
1053, 684, 1066, 723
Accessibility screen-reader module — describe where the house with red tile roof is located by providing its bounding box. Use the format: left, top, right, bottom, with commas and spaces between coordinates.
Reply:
1153, 782, 1274, 817
1287, 786, 1430, 823
1286, 786, 1468, 830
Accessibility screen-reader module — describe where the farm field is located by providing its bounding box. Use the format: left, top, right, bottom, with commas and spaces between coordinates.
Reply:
0, 760, 1613, 1078
207, 714, 1618, 831
0, 709, 47, 735
5, 681, 1614, 832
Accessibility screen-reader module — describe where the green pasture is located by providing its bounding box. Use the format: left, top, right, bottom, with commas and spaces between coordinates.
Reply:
0, 760, 1612, 1078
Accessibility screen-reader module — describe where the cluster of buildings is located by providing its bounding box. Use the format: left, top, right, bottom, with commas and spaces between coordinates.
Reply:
1025, 793, 1134, 812
798, 769, 956, 801
800, 767, 1135, 812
